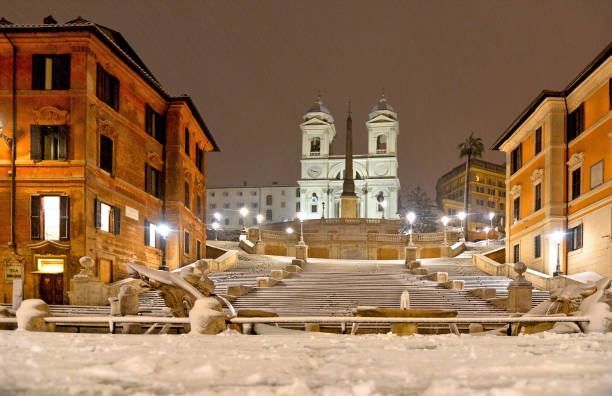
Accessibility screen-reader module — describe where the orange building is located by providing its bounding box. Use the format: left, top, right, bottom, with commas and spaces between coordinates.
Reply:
493, 42, 611, 277
0, 17, 219, 304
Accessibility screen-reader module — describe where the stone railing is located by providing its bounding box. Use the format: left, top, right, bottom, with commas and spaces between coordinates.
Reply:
367, 233, 406, 243
413, 231, 461, 243
473, 250, 587, 291
208, 250, 238, 272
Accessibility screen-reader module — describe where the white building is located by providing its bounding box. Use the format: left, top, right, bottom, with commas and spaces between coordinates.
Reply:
297, 94, 401, 219
207, 184, 300, 229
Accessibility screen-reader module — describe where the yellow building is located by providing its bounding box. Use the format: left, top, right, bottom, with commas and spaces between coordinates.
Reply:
435, 159, 506, 240
493, 42, 612, 277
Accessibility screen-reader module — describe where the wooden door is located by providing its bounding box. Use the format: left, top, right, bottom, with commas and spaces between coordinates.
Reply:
99, 259, 112, 283
39, 273, 63, 305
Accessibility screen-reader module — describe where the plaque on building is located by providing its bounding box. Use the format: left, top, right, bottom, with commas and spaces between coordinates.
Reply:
4, 252, 25, 282
125, 205, 139, 221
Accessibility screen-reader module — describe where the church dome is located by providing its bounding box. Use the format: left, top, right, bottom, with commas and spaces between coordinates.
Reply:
303, 94, 334, 122
371, 92, 394, 113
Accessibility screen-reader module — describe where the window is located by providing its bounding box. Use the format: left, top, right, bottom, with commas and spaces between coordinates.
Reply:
568, 224, 583, 252
499, 203, 504, 210
513, 197, 520, 223
184, 128, 190, 156
32, 54, 70, 90
296, 188, 301, 198
30, 195, 70, 240
266, 209, 273, 221
95, 199, 120, 235
487, 201, 495, 208
197, 195, 202, 219
195, 146, 204, 173
311, 204, 318, 213
96, 64, 119, 111
534, 127, 542, 155
497, 181, 504, 188
534, 235, 541, 259
197, 240, 201, 260
184, 182, 190, 209
448, 208, 456, 215
590, 160, 604, 190
145, 105, 165, 143
237, 202, 244, 208
534, 183, 542, 211
567, 104, 584, 141
145, 164, 162, 198
511, 145, 522, 174
224, 217, 230, 225
184, 231, 190, 254
224, 203, 230, 209
488, 188, 495, 196
296, 202, 301, 212
251, 202, 258, 209
238, 218, 244, 226
281, 202, 286, 208
144, 220, 158, 248
376, 135, 387, 153
250, 191, 257, 196
237, 191, 243, 196
476, 186, 485, 193
476, 199, 484, 206
513, 244, 520, 263
210, 192, 215, 197
100, 134, 113, 174
571, 168, 581, 200
266, 195, 272, 205
310, 137, 321, 155
223, 192, 229, 197
30, 125, 67, 161
498, 191, 506, 197
377, 203, 384, 212
210, 203, 216, 209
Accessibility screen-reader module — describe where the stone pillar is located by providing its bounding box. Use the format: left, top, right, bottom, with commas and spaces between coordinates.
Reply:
12, 279, 23, 310
440, 245, 451, 258
255, 241, 266, 255
295, 244, 308, 262
507, 262, 532, 313
68, 256, 108, 306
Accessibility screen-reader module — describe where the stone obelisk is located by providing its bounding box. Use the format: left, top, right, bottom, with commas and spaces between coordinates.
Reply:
340, 101, 358, 218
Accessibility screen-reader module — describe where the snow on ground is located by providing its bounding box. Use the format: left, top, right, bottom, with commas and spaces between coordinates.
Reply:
1, 331, 611, 396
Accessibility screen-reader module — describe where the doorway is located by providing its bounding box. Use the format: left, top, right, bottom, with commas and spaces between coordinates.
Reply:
99, 258, 113, 283
39, 273, 63, 304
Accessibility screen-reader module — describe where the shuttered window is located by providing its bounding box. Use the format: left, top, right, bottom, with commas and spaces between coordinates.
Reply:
184, 182, 190, 209
534, 183, 542, 212
196, 240, 201, 260
196, 195, 202, 219
30, 195, 69, 240
145, 105, 166, 144
100, 135, 113, 174
94, 198, 121, 235
30, 125, 67, 161
534, 127, 542, 155
513, 197, 520, 223
568, 224, 583, 251
571, 168, 581, 200
511, 145, 522, 174
195, 146, 204, 173
184, 128, 190, 156
145, 164, 162, 198
534, 235, 541, 258
184, 231, 190, 254
32, 54, 70, 90
96, 64, 120, 111
567, 104, 584, 141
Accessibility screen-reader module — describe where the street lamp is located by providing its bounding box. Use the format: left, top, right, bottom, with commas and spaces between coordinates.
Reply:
457, 211, 466, 231
488, 212, 495, 228
297, 211, 305, 245
157, 223, 170, 271
406, 211, 416, 246
256, 214, 264, 243
441, 216, 449, 246
286, 227, 294, 234
213, 212, 221, 222
212, 221, 220, 241
552, 230, 564, 276
484, 226, 490, 245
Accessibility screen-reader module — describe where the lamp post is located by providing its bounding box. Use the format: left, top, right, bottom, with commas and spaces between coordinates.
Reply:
441, 216, 449, 246
286, 227, 294, 235
380, 201, 387, 219
157, 223, 170, 271
212, 222, 220, 241
552, 230, 564, 276
256, 214, 264, 243
297, 211, 305, 245
406, 211, 416, 247
457, 211, 467, 241
321, 202, 325, 219
488, 212, 495, 240
239, 207, 249, 240
484, 226, 490, 245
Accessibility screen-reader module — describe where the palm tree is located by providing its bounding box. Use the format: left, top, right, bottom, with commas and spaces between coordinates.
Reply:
457, 133, 484, 241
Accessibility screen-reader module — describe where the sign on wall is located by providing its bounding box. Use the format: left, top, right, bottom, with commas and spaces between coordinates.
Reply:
3, 252, 24, 282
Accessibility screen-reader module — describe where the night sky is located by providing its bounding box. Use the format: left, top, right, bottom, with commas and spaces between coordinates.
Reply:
4, 1, 612, 197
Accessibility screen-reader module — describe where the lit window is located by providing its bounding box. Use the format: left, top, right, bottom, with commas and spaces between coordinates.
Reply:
100, 203, 112, 232
43, 196, 60, 240
148, 223, 157, 247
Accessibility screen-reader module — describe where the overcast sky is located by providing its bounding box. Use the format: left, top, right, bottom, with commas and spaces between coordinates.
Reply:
4, 1, 612, 197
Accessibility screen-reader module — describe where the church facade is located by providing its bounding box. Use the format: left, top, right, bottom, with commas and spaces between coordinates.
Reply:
298, 95, 401, 219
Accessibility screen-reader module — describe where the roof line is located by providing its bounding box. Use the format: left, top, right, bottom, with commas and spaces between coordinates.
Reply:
492, 41, 612, 151
170, 96, 220, 152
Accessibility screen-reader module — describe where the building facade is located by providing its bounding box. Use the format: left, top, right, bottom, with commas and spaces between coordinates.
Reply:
297, 94, 401, 219
435, 159, 506, 240
206, 184, 300, 229
0, 18, 218, 304
493, 42, 612, 277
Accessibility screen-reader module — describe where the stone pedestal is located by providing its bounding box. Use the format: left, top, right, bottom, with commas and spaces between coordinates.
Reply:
507, 262, 532, 313
390, 323, 419, 336
405, 246, 419, 262
69, 277, 108, 305
255, 241, 266, 255
340, 195, 358, 218
440, 245, 451, 258
295, 244, 308, 262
